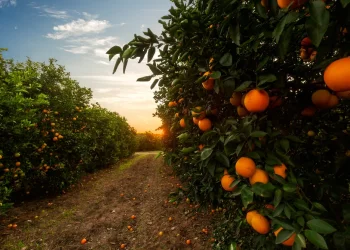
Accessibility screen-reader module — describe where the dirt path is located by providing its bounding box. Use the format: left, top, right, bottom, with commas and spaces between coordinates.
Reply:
0, 153, 213, 250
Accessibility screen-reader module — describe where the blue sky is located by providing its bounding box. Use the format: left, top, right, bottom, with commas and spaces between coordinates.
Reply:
0, 0, 172, 133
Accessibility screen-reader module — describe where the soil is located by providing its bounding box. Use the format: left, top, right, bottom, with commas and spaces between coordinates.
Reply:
0, 152, 214, 250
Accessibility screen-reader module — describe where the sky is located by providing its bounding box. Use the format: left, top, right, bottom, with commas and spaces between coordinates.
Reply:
0, 0, 173, 133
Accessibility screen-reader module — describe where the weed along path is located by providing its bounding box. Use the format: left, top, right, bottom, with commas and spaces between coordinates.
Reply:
0, 152, 213, 250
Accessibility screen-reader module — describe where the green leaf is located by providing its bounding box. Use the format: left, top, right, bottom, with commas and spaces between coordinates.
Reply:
297, 216, 305, 227
106, 46, 122, 55
258, 74, 277, 86
278, 26, 292, 59
210, 71, 221, 79
273, 203, 285, 217
229, 22, 240, 45
312, 202, 327, 212
181, 147, 196, 154
201, 148, 213, 161
137, 75, 154, 82
235, 81, 252, 92
276, 229, 295, 244
305, 1, 330, 47
340, 0, 350, 7
295, 233, 307, 248
304, 230, 328, 249
147, 64, 162, 75
250, 131, 267, 137
177, 132, 189, 142
112, 57, 122, 74
257, 57, 269, 71
271, 218, 294, 230
147, 46, 156, 62
246, 151, 260, 160
123, 58, 128, 73
294, 199, 310, 211
306, 219, 337, 234
274, 189, 283, 207
219, 53, 233, 67
215, 151, 230, 168
224, 134, 239, 145
284, 205, 292, 219
342, 204, 350, 222
251, 182, 275, 197
150, 78, 159, 89
122, 48, 134, 58
241, 186, 254, 208
229, 179, 241, 189
272, 15, 287, 43
283, 183, 297, 193
280, 139, 290, 152
207, 161, 216, 177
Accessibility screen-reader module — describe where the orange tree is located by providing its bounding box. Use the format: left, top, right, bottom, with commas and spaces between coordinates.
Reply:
0, 50, 137, 214
109, 0, 350, 249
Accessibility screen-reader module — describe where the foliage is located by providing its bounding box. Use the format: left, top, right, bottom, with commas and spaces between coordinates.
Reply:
109, 0, 350, 249
136, 131, 163, 151
0, 50, 137, 214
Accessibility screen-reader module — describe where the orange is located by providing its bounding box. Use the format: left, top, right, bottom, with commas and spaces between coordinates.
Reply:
274, 227, 296, 246
180, 118, 186, 128
311, 89, 331, 108
324, 58, 350, 92
235, 157, 256, 178
244, 89, 269, 112
273, 163, 287, 179
230, 92, 242, 107
301, 106, 316, 116
310, 51, 317, 62
202, 72, 215, 90
210, 108, 218, 116
336, 90, 350, 99
224, 168, 229, 175
323, 57, 350, 92
15, 162, 20, 167
186, 239, 191, 245
277, 0, 308, 9
269, 96, 283, 108
251, 214, 270, 234
120, 244, 126, 249
241, 94, 246, 106
198, 118, 212, 131
53, 137, 58, 141
73, 117, 77, 121
168, 101, 177, 107
308, 130, 316, 137
81, 238, 87, 244
193, 117, 199, 125
178, 98, 184, 103
198, 144, 205, 151
326, 95, 339, 108
237, 106, 249, 117
300, 48, 309, 60
191, 106, 206, 119
301, 37, 312, 47
131, 215, 136, 219
221, 174, 236, 191
265, 204, 275, 210
246, 210, 258, 225
175, 113, 179, 118
249, 169, 269, 185
261, 0, 268, 7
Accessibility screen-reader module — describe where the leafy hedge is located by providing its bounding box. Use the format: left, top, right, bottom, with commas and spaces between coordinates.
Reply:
0, 50, 137, 214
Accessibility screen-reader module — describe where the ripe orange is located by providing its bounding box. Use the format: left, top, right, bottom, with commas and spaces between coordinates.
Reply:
221, 174, 236, 191
168, 101, 177, 107
246, 210, 258, 225
269, 96, 283, 108
312, 89, 331, 108
193, 117, 199, 125
300, 48, 309, 60
186, 239, 191, 245
81, 238, 87, 244
273, 163, 287, 179
277, 0, 308, 9
301, 106, 316, 116
202, 72, 215, 90
198, 144, 205, 151
274, 227, 296, 246
251, 214, 270, 234
265, 204, 275, 210
12, 224, 17, 228
178, 98, 184, 104
326, 95, 339, 108
15, 162, 20, 167
198, 118, 212, 131
301, 37, 312, 47
180, 118, 186, 128
261, 0, 268, 7
131, 215, 136, 220
168, 217, 173, 221
73, 117, 77, 121
244, 89, 269, 112
237, 106, 249, 117
336, 90, 350, 99
235, 157, 256, 178
158, 231, 163, 236
249, 169, 269, 185
53, 137, 58, 141
191, 106, 206, 119
324, 57, 350, 92
230, 92, 242, 107
308, 130, 316, 137
120, 244, 126, 249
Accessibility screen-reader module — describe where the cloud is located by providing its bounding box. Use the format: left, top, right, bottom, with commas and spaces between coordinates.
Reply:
46, 19, 111, 40
140, 24, 146, 31
0, 0, 16, 8
68, 36, 118, 47
94, 48, 111, 58
14, 26, 17, 30
30, 3, 69, 19
95, 60, 110, 65
62, 45, 91, 54
82, 12, 98, 20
